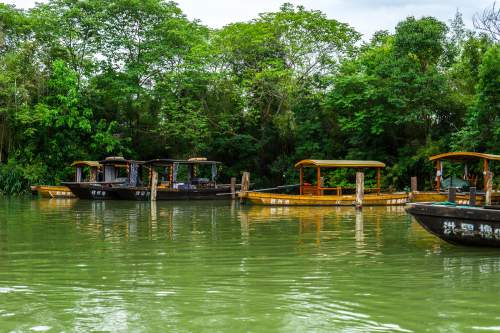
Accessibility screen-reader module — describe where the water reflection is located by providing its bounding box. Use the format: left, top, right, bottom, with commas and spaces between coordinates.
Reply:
1, 199, 500, 332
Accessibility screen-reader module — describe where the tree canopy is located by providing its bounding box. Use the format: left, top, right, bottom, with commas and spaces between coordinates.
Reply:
0, 1, 498, 194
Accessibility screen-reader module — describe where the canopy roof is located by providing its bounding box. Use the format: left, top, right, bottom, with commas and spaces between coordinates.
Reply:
295, 159, 385, 168
71, 161, 100, 167
177, 160, 221, 165
429, 152, 500, 162
144, 159, 221, 166
144, 159, 178, 166
99, 157, 143, 165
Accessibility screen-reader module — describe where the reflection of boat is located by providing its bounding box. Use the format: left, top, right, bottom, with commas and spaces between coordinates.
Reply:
412, 152, 500, 205
32, 197, 78, 210
406, 202, 500, 247
240, 159, 408, 206
114, 158, 236, 201
63, 157, 140, 200
239, 205, 342, 221
31, 161, 101, 198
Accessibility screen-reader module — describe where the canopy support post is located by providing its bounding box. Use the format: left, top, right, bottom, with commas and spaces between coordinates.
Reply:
150, 168, 158, 201
436, 160, 441, 192
484, 158, 489, 192
75, 166, 82, 183
316, 167, 321, 196
376, 168, 381, 194
299, 167, 303, 195
486, 172, 493, 206
356, 172, 364, 209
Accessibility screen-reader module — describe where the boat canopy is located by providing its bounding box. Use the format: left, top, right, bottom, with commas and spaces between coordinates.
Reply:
176, 159, 221, 165
144, 159, 178, 166
294, 159, 385, 169
429, 152, 500, 161
144, 159, 221, 166
99, 157, 143, 166
71, 161, 100, 168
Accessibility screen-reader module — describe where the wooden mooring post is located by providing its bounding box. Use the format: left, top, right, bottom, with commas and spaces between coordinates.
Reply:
469, 187, 476, 207
448, 187, 456, 203
150, 169, 158, 201
411, 177, 417, 192
230, 177, 236, 200
486, 172, 493, 206
240, 172, 250, 204
356, 172, 364, 209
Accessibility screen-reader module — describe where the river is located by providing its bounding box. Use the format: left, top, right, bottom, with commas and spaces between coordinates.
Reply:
0, 198, 499, 332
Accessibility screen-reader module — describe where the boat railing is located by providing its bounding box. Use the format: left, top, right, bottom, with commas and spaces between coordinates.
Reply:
301, 184, 382, 196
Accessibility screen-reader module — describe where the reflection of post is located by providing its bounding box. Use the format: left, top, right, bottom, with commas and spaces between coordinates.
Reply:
151, 200, 157, 222
151, 169, 158, 201
316, 215, 322, 247
486, 172, 492, 206
168, 209, 173, 240
356, 172, 364, 209
355, 209, 364, 246
231, 198, 236, 216
240, 210, 249, 244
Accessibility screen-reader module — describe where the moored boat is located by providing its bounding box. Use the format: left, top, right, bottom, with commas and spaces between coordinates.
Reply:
406, 202, 500, 247
239, 159, 409, 206
31, 161, 101, 198
242, 191, 409, 206
30, 185, 76, 198
411, 152, 500, 205
63, 157, 141, 200
114, 158, 235, 200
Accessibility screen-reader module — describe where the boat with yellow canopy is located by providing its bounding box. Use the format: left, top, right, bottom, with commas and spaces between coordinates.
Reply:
31, 161, 101, 198
412, 152, 500, 205
239, 159, 408, 206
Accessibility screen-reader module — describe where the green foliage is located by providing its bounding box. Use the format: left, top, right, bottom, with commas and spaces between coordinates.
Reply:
452, 44, 500, 152
0, 1, 498, 193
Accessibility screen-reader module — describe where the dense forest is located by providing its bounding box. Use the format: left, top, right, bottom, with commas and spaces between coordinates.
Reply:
0, 0, 498, 194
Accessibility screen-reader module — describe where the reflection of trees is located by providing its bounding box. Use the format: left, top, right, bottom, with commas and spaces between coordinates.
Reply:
239, 205, 408, 248
11, 200, 499, 331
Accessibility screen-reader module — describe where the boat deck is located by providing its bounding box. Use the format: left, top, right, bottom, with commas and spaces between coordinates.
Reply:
240, 191, 409, 206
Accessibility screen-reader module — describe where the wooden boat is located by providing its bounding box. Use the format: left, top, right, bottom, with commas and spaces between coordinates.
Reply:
411, 152, 500, 205
63, 157, 141, 200
30, 185, 76, 198
114, 158, 236, 200
31, 161, 101, 198
406, 202, 500, 247
239, 159, 409, 206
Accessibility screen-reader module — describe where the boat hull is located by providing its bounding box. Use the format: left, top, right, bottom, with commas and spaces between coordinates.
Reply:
114, 187, 231, 201
63, 182, 120, 200
411, 191, 500, 205
31, 185, 76, 199
406, 203, 500, 247
239, 192, 409, 206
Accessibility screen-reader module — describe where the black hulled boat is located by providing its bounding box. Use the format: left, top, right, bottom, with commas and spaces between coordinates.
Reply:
64, 157, 143, 200
114, 158, 235, 201
406, 202, 500, 247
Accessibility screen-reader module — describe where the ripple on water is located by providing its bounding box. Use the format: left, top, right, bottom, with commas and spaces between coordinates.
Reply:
1, 200, 500, 332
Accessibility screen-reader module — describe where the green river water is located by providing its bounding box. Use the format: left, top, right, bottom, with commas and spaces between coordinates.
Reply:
1, 198, 500, 332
